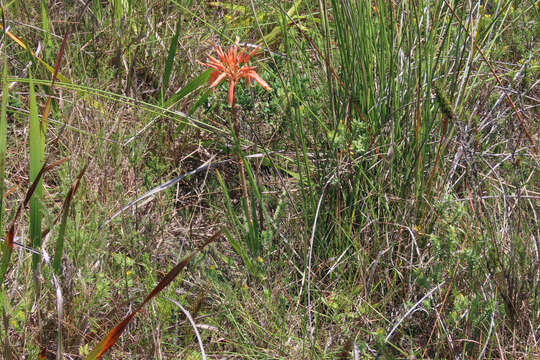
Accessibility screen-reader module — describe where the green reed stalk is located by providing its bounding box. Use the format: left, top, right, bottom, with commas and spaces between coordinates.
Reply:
0, 54, 10, 284
28, 72, 45, 271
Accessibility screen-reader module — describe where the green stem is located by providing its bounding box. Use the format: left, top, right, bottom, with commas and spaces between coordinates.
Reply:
232, 103, 251, 225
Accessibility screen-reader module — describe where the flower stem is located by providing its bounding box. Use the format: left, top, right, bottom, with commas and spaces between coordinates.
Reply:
231, 103, 252, 225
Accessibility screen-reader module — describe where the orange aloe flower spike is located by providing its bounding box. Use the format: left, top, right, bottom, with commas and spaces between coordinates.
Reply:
199, 43, 271, 106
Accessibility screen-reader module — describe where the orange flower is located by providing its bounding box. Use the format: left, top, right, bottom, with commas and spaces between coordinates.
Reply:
200, 44, 270, 106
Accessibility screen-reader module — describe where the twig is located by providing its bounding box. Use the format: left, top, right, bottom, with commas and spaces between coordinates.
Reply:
99, 157, 227, 229
385, 280, 446, 342
300, 174, 335, 343
165, 297, 207, 360
40, 247, 64, 360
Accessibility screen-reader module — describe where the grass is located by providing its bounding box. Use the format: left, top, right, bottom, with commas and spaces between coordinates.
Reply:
0, 0, 539, 359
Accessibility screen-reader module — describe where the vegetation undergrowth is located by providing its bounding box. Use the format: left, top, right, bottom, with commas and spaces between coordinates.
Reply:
0, 0, 538, 359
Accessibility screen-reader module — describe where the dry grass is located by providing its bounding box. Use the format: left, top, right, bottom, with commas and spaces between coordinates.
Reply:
0, 1, 538, 359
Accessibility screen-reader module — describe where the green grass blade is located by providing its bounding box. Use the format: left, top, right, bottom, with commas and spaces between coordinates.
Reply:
0, 55, 10, 284
216, 170, 259, 277
41, 0, 53, 62
161, 15, 183, 103
0, 53, 7, 232
52, 164, 87, 274
163, 69, 211, 109
28, 72, 45, 271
